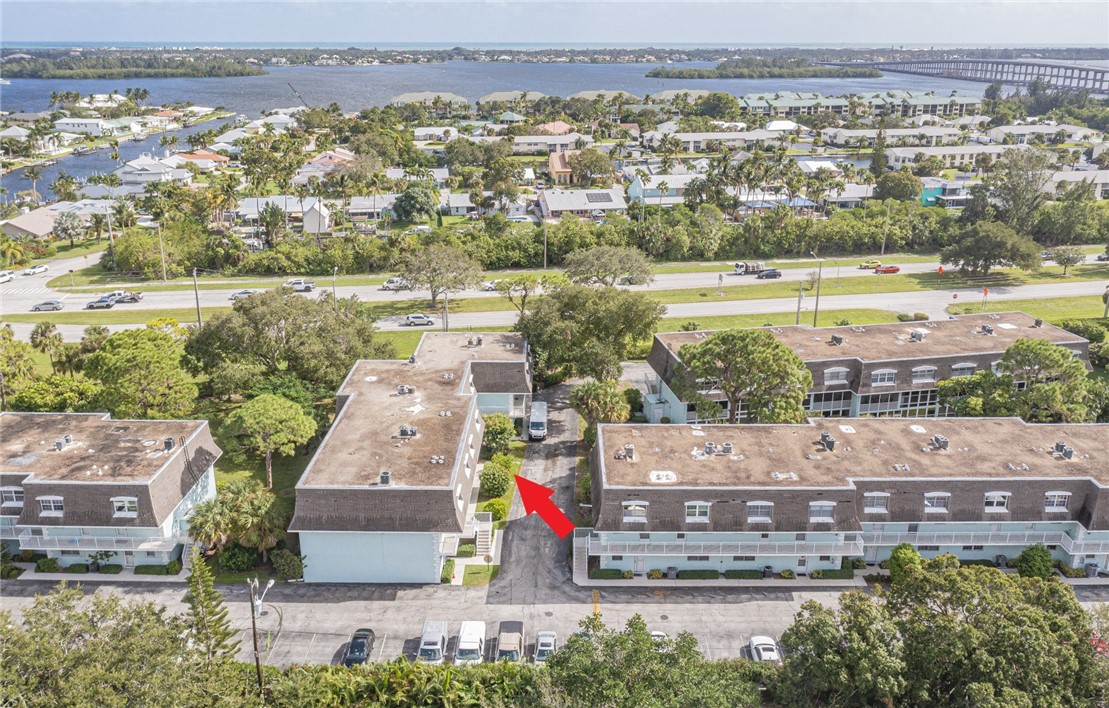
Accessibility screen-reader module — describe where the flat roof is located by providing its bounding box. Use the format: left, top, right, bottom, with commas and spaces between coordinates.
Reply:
0, 412, 208, 483
298, 333, 526, 488
599, 418, 1109, 489
655, 313, 1084, 364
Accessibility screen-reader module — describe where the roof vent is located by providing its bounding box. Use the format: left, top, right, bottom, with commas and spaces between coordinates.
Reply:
63, 434, 73, 445
54, 439, 66, 451
624, 444, 635, 460
818, 431, 836, 452
704, 441, 716, 455
1033, 318, 1044, 328
910, 330, 924, 342
408, 354, 417, 364
931, 434, 949, 451
398, 384, 414, 395
443, 373, 455, 381
379, 470, 393, 486
163, 437, 175, 451
398, 425, 418, 438
429, 455, 446, 464
722, 442, 734, 454
1052, 441, 1075, 460
980, 324, 994, 335
893, 463, 912, 472
830, 334, 844, 346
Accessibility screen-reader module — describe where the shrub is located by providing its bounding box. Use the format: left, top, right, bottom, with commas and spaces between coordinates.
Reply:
67, 563, 89, 574
678, 320, 701, 332
863, 573, 890, 584
19, 549, 44, 563
811, 569, 855, 580
779, 569, 795, 579
440, 558, 455, 584
889, 543, 922, 582
724, 569, 764, 580
482, 413, 516, 454
960, 558, 997, 568
1, 564, 23, 580
1060, 319, 1108, 344
896, 312, 930, 322
270, 549, 304, 581
35, 557, 60, 573
810, 569, 823, 579
622, 570, 634, 579
647, 568, 663, 579
457, 544, 476, 558
878, 559, 891, 570
589, 568, 624, 580
676, 570, 720, 580
1054, 560, 1087, 578
1013, 543, 1054, 579
484, 498, 509, 522
99, 564, 123, 574
622, 387, 643, 413
1089, 341, 1109, 369
216, 544, 259, 573
834, 319, 852, 326
479, 461, 512, 499
134, 564, 168, 575
844, 558, 867, 570
166, 559, 182, 575
659, 416, 671, 424
913, 312, 930, 321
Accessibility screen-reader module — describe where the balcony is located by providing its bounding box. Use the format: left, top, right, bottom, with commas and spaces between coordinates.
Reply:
862, 530, 1093, 553
585, 533, 863, 558
17, 530, 185, 552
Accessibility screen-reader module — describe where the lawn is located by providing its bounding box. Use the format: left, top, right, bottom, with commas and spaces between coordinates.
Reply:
2, 307, 227, 326
204, 556, 277, 586
33, 240, 109, 266
656, 308, 901, 331
48, 267, 388, 291
477, 440, 526, 528
462, 564, 500, 586
947, 296, 1109, 323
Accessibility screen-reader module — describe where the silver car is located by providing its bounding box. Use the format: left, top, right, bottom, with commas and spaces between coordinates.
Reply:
31, 300, 64, 312
533, 631, 558, 665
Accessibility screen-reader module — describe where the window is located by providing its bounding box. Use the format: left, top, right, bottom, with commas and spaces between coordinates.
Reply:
871, 370, 896, 386
611, 555, 623, 561
984, 492, 1010, 512
622, 501, 648, 523
917, 545, 939, 551
1044, 492, 1070, 512
809, 502, 836, 522
111, 497, 138, 517
733, 555, 755, 562
951, 363, 976, 378
687, 555, 709, 562
863, 492, 889, 513
819, 555, 832, 562
61, 550, 80, 556
685, 502, 711, 523
924, 493, 950, 512
38, 497, 64, 515
0, 488, 24, 506
962, 545, 984, 551
824, 368, 849, 385
911, 366, 937, 383
747, 502, 773, 523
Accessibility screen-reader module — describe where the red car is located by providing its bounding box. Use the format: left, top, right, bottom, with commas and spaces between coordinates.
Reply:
875, 265, 901, 274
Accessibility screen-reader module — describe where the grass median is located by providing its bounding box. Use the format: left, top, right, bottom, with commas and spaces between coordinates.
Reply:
947, 296, 1109, 322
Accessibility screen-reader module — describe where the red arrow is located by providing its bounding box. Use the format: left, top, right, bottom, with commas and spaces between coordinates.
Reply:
514, 475, 575, 539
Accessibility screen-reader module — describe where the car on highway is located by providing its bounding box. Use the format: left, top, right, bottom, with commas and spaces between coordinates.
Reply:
482, 280, 500, 291
859, 259, 881, 269
229, 289, 259, 300
748, 635, 783, 664
0, 270, 13, 284
756, 268, 782, 279
404, 314, 434, 327
533, 631, 558, 665
85, 297, 115, 309
341, 628, 376, 667
31, 300, 64, 312
875, 265, 901, 274
1097, 253, 1109, 262
113, 292, 143, 303
22, 265, 49, 276
381, 277, 409, 291
1041, 251, 1054, 261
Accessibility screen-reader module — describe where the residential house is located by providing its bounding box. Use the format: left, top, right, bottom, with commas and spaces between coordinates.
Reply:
643, 130, 782, 153
823, 183, 874, 209
290, 333, 531, 583
574, 416, 1109, 583
819, 126, 961, 148
443, 192, 529, 218
885, 144, 1033, 170
53, 118, 118, 137
920, 177, 976, 207
548, 150, 578, 185
538, 188, 627, 219
535, 120, 575, 136
498, 111, 527, 125
388, 92, 470, 110
113, 153, 194, 187
413, 127, 460, 142
347, 194, 400, 221
513, 133, 593, 154
987, 124, 1102, 145
1046, 170, 1109, 199
166, 149, 231, 173
642, 312, 1089, 423
1, 208, 58, 240
626, 173, 700, 207
291, 148, 356, 185
233, 196, 323, 224
1, 412, 221, 570
385, 167, 451, 188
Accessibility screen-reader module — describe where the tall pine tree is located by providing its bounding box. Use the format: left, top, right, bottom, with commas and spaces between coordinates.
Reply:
185, 547, 240, 668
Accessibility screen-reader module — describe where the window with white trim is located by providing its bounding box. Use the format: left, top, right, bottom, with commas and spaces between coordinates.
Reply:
871, 369, 896, 386
809, 502, 836, 522
111, 497, 138, 517
911, 366, 937, 383
984, 492, 1010, 512
747, 502, 773, 523
0, 487, 24, 506
863, 492, 889, 513
38, 496, 64, 515
924, 493, 950, 512
1044, 492, 1070, 512
951, 363, 977, 377
685, 502, 711, 523
824, 368, 849, 385
622, 501, 648, 523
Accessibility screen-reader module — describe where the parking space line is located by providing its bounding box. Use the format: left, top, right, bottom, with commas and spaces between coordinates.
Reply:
592, 589, 600, 615
303, 632, 317, 663
376, 633, 388, 662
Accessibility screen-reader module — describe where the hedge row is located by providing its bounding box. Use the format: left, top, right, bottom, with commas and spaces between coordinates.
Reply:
99, 564, 123, 574
809, 569, 855, 580
134, 560, 182, 576
676, 570, 720, 580
589, 569, 625, 580
724, 570, 764, 580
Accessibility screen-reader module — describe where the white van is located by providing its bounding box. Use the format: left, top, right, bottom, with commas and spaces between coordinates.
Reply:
453, 621, 486, 665
416, 620, 449, 665
528, 401, 548, 441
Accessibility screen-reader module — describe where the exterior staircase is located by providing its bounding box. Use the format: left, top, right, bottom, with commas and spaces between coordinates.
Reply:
475, 512, 494, 556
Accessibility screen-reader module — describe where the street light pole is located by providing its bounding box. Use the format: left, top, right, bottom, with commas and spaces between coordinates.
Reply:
192, 268, 202, 327
157, 222, 167, 283
332, 266, 339, 312
247, 577, 275, 700
810, 252, 824, 328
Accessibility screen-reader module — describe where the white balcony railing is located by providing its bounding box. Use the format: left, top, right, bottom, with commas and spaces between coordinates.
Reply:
17, 530, 185, 552
863, 530, 1072, 551
586, 536, 864, 558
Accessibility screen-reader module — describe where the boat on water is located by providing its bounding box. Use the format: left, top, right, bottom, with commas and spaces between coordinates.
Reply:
0, 78, 11, 85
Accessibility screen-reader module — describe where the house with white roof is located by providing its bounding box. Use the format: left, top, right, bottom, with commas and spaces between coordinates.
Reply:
626, 173, 700, 207
643, 130, 781, 152
820, 126, 961, 147
347, 194, 400, 221
113, 153, 193, 187
53, 118, 118, 137
1046, 170, 1109, 199
414, 127, 460, 142
513, 133, 593, 154
538, 188, 626, 220
987, 124, 1102, 145
886, 144, 1033, 170
823, 183, 874, 209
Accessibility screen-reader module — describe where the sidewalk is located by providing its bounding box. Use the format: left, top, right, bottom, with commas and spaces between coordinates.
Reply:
449, 529, 504, 586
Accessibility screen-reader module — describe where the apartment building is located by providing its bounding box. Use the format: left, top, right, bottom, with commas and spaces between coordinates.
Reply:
0, 412, 221, 569
820, 126, 962, 148
642, 130, 781, 153
987, 123, 1102, 145
575, 417, 1109, 581
642, 313, 1090, 423
512, 133, 593, 154
886, 144, 1031, 169
290, 333, 532, 584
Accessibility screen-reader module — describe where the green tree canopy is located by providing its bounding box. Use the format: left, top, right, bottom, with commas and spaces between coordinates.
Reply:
184, 547, 240, 669
398, 244, 483, 307
569, 379, 631, 428
563, 245, 653, 287
874, 172, 923, 202
9, 374, 102, 413
984, 148, 1055, 235
222, 394, 317, 490
940, 220, 1040, 276
84, 328, 197, 419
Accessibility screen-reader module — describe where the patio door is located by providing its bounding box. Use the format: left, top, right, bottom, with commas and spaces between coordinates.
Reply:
123, 551, 135, 567
633, 557, 646, 575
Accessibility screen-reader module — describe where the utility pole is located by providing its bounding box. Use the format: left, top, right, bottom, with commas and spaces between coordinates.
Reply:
880, 201, 891, 256
157, 223, 167, 282
443, 291, 450, 332
332, 266, 339, 313
810, 252, 824, 328
248, 581, 264, 697
192, 269, 202, 327
795, 281, 803, 325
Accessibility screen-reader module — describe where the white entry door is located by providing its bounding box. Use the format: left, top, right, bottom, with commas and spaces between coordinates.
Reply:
633, 557, 646, 575
123, 551, 135, 567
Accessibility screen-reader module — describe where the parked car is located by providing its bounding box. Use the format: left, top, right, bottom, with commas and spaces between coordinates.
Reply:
230, 289, 258, 300
453, 621, 486, 666
1040, 251, 1054, 261
22, 264, 49, 276
495, 621, 525, 662
507, 215, 532, 223
756, 269, 782, 279
381, 277, 409, 291
31, 300, 64, 312
404, 314, 434, 327
650, 631, 670, 642
533, 631, 558, 665
748, 635, 783, 664
416, 620, 449, 665
342, 628, 376, 667
859, 259, 881, 269
875, 265, 901, 274
0, 270, 13, 284
113, 291, 143, 303
85, 297, 115, 309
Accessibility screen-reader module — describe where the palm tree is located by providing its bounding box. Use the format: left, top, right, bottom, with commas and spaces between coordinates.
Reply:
568, 379, 630, 429
30, 322, 63, 374
22, 165, 42, 203
88, 214, 107, 243
159, 134, 179, 154
112, 200, 137, 228
0, 237, 26, 266
188, 498, 234, 553
657, 181, 669, 225
50, 172, 79, 202
232, 488, 288, 563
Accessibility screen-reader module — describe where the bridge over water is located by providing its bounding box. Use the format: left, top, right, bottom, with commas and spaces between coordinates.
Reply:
828, 59, 1108, 93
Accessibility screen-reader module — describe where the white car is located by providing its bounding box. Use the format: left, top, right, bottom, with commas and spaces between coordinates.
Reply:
482, 280, 500, 291
382, 277, 410, 291
404, 314, 434, 327
748, 635, 782, 663
229, 289, 258, 300
0, 270, 13, 283
533, 631, 558, 665
507, 215, 532, 223
22, 265, 49, 276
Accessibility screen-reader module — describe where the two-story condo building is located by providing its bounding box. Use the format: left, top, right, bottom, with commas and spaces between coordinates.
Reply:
290, 333, 532, 584
574, 417, 1109, 583
0, 412, 221, 569
643, 313, 1089, 423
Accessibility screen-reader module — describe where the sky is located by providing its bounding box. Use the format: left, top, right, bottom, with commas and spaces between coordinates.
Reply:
2, 1, 1108, 47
